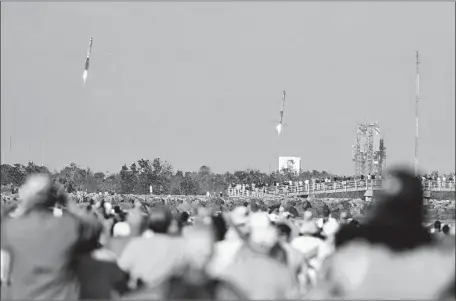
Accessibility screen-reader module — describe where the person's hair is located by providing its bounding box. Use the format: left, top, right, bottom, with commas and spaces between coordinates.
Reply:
276, 223, 292, 241
119, 211, 127, 222
434, 220, 442, 230
250, 201, 260, 212
323, 207, 331, 217
349, 219, 360, 227
148, 207, 172, 234
180, 211, 190, 223
335, 223, 360, 248
79, 220, 104, 253
211, 214, 227, 242
442, 225, 450, 235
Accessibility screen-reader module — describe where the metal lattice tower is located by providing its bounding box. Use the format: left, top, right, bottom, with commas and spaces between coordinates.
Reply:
353, 122, 383, 177
353, 123, 367, 177
366, 121, 380, 175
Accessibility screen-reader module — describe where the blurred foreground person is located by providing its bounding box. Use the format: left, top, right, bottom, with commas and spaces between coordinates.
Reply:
207, 207, 249, 277
291, 219, 330, 291
438, 224, 456, 251
431, 220, 442, 234
307, 168, 455, 300
1, 174, 101, 300
75, 221, 129, 299
162, 225, 246, 300
118, 206, 186, 297
220, 212, 300, 299
274, 223, 307, 278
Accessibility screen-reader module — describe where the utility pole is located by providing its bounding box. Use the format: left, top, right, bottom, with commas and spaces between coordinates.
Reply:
415, 51, 420, 176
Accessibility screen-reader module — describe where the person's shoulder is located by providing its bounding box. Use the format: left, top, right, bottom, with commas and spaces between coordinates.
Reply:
92, 248, 118, 262
249, 251, 290, 272
212, 277, 248, 300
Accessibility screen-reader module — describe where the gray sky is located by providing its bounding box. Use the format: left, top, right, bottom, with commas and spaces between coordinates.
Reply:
1, 2, 454, 175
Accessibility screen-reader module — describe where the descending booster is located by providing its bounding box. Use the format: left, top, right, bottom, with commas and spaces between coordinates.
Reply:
82, 37, 93, 84
276, 90, 286, 136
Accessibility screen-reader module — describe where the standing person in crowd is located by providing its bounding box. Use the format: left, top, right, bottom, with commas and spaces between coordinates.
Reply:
160, 225, 246, 300
439, 224, 455, 251
220, 212, 300, 300
1, 174, 102, 300
291, 215, 330, 290
207, 207, 249, 277
274, 223, 307, 284
118, 206, 187, 296
431, 220, 444, 240
75, 220, 129, 300
317, 207, 339, 238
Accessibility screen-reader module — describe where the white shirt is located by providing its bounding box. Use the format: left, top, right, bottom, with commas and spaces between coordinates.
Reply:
207, 237, 243, 277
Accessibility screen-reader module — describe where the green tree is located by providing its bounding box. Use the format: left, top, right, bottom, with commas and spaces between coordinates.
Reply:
119, 164, 135, 194
150, 158, 173, 195
197, 165, 213, 194
180, 174, 198, 195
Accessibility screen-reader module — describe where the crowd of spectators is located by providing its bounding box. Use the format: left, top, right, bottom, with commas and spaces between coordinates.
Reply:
1, 168, 455, 300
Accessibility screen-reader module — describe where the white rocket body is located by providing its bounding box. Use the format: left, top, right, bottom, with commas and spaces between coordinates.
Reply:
82, 37, 93, 84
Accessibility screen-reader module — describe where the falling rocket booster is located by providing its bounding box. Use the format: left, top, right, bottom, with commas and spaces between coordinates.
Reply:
82, 37, 93, 84
276, 90, 286, 136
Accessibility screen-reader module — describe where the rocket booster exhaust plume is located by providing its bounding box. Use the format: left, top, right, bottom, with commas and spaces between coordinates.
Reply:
82, 37, 93, 84
276, 123, 282, 136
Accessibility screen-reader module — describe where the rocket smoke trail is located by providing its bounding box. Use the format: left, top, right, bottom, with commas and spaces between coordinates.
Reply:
276, 90, 286, 136
82, 37, 93, 84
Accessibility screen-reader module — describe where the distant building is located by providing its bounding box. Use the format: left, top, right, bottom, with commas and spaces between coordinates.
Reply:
278, 157, 301, 173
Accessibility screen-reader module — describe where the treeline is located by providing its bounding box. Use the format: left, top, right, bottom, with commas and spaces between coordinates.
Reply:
1, 159, 339, 196
1, 160, 449, 196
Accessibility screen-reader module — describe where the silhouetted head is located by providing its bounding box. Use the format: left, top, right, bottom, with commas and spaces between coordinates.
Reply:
442, 225, 450, 235
434, 220, 442, 231
18, 174, 54, 211
148, 207, 172, 234
370, 167, 425, 227
179, 211, 190, 224
323, 207, 331, 218
276, 223, 292, 243
339, 211, 349, 225
356, 167, 433, 251
211, 214, 227, 242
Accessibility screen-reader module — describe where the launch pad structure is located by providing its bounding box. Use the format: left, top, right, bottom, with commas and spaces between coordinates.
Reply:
352, 121, 387, 177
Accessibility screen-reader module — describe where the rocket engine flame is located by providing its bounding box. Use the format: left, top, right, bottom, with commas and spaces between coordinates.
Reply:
276, 123, 282, 136
82, 70, 88, 84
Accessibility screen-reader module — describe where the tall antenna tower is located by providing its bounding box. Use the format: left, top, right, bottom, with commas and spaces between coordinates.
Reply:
415, 51, 420, 176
